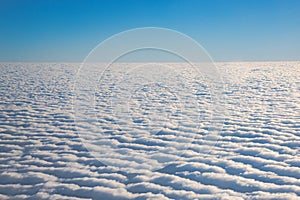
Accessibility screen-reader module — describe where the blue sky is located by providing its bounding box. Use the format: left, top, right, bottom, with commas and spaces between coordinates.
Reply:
0, 0, 299, 62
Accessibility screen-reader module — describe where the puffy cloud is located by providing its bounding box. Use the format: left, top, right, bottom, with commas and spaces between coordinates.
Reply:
0, 62, 299, 199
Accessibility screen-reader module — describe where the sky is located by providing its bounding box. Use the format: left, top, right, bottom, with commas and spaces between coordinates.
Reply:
0, 0, 299, 62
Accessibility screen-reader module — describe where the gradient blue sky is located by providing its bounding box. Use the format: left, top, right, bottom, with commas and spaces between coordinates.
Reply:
0, 0, 299, 62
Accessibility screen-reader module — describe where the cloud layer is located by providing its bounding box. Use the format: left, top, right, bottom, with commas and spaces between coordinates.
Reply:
0, 62, 299, 199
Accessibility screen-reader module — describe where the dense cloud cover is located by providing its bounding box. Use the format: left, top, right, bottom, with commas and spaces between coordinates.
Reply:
0, 62, 299, 199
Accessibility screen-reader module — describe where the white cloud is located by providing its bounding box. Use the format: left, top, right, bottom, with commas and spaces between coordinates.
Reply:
0, 62, 299, 199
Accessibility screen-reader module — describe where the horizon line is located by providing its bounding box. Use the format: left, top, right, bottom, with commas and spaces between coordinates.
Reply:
1, 60, 300, 64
